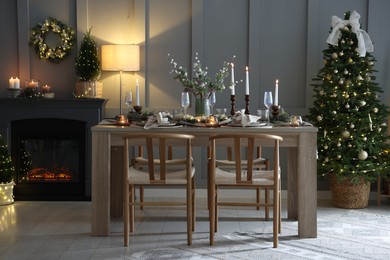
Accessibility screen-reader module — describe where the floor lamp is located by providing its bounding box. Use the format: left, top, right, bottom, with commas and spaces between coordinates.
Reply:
101, 44, 140, 125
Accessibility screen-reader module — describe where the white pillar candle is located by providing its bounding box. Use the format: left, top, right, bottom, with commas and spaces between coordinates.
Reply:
14, 77, 20, 88
274, 79, 279, 105
9, 77, 14, 88
135, 78, 140, 106
245, 66, 249, 95
230, 63, 235, 95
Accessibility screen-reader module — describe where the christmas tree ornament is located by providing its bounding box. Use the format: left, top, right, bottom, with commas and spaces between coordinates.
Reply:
332, 52, 338, 59
348, 57, 353, 63
373, 108, 378, 113
363, 137, 367, 141
345, 103, 350, 109
343, 69, 348, 75
339, 79, 344, 85
339, 51, 344, 56
341, 130, 350, 138
360, 100, 366, 106
334, 69, 338, 74
357, 75, 363, 81
358, 150, 368, 160
349, 123, 355, 129
337, 155, 342, 159
324, 145, 328, 150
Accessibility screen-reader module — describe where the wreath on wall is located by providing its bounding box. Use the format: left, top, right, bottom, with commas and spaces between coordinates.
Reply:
29, 17, 76, 63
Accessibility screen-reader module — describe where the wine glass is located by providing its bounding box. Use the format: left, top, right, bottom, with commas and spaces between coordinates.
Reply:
181, 92, 190, 117
263, 91, 273, 125
125, 91, 133, 111
209, 92, 216, 115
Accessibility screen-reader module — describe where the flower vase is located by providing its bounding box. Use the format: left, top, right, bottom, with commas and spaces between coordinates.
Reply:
195, 96, 210, 116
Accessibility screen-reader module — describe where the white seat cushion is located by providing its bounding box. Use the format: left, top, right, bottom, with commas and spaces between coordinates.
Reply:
215, 168, 279, 186
128, 166, 195, 185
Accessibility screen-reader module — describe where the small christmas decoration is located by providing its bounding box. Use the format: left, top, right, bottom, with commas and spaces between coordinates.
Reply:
0, 134, 15, 205
74, 28, 102, 98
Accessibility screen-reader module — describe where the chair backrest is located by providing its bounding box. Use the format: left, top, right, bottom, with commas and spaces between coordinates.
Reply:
210, 133, 283, 182
123, 133, 194, 182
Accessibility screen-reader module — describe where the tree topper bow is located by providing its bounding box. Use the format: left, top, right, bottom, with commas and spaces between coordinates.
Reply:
326, 10, 373, 57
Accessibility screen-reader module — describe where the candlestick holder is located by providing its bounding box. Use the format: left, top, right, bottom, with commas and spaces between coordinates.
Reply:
133, 105, 143, 113
244, 94, 250, 115
230, 95, 236, 116
271, 105, 281, 117
115, 114, 129, 126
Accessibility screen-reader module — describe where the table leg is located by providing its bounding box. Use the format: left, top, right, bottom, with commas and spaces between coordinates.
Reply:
287, 147, 298, 220
297, 132, 317, 238
91, 131, 111, 236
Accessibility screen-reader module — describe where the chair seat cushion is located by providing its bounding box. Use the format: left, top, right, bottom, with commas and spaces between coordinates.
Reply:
128, 167, 195, 184
216, 157, 267, 166
215, 168, 279, 185
135, 157, 190, 165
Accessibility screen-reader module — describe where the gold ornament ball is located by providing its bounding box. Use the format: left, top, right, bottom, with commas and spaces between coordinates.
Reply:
348, 57, 353, 63
358, 150, 368, 160
341, 130, 350, 138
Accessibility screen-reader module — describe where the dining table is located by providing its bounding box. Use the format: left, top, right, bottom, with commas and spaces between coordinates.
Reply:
91, 120, 318, 239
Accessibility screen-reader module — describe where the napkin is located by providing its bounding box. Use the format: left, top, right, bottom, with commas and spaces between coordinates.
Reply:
231, 110, 261, 127
144, 110, 172, 129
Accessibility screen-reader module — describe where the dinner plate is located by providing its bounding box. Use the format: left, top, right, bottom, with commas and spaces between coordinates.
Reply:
228, 122, 267, 127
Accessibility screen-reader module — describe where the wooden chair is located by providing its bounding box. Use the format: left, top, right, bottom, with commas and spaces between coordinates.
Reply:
208, 133, 283, 247
215, 145, 271, 217
123, 133, 196, 247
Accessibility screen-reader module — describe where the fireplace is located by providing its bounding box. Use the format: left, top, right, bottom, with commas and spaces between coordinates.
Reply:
0, 98, 107, 201
11, 118, 85, 200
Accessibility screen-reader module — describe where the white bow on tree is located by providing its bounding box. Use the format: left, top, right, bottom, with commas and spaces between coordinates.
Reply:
326, 10, 373, 57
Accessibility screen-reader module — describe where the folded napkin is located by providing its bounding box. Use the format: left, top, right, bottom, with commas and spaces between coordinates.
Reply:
144, 110, 172, 129
231, 110, 261, 127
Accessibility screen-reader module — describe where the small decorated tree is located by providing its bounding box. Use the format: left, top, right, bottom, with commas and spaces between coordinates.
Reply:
0, 134, 15, 205
308, 11, 390, 208
74, 28, 102, 98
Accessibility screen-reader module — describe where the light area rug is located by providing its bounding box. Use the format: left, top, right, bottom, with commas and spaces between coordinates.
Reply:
121, 209, 390, 260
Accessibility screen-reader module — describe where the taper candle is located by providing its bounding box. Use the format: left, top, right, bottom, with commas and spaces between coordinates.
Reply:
135, 78, 140, 106
230, 63, 235, 95
245, 66, 250, 95
274, 79, 279, 105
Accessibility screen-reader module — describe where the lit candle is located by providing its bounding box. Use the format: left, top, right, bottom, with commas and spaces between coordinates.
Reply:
9, 77, 14, 88
135, 78, 140, 106
41, 85, 51, 93
245, 66, 249, 95
14, 77, 20, 89
274, 79, 279, 106
28, 80, 38, 88
231, 63, 235, 95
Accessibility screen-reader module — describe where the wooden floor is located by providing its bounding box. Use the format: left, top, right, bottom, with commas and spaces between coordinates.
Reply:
0, 198, 389, 259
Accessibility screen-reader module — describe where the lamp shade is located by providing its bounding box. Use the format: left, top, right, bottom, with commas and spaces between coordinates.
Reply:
101, 44, 140, 71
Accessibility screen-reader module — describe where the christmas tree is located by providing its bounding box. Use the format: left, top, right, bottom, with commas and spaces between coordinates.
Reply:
75, 28, 101, 81
308, 11, 390, 183
0, 134, 15, 184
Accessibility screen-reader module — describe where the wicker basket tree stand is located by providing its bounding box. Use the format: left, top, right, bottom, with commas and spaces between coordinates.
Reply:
329, 174, 370, 209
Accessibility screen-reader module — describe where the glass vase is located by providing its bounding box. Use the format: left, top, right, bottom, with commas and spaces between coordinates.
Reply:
194, 95, 210, 116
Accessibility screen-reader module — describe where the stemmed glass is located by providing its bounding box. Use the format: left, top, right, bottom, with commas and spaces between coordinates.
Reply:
209, 92, 216, 115
263, 91, 273, 125
125, 91, 133, 111
181, 91, 190, 117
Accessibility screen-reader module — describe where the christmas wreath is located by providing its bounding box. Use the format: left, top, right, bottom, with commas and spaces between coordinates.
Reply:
29, 17, 75, 63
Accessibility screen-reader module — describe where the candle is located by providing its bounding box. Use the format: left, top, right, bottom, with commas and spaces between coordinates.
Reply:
9, 77, 14, 88
274, 79, 279, 106
27, 80, 38, 88
41, 85, 51, 94
245, 66, 249, 95
230, 63, 235, 95
135, 78, 140, 106
14, 77, 20, 89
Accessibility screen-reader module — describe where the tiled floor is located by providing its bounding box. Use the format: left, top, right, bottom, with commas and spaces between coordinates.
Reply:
0, 198, 389, 259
